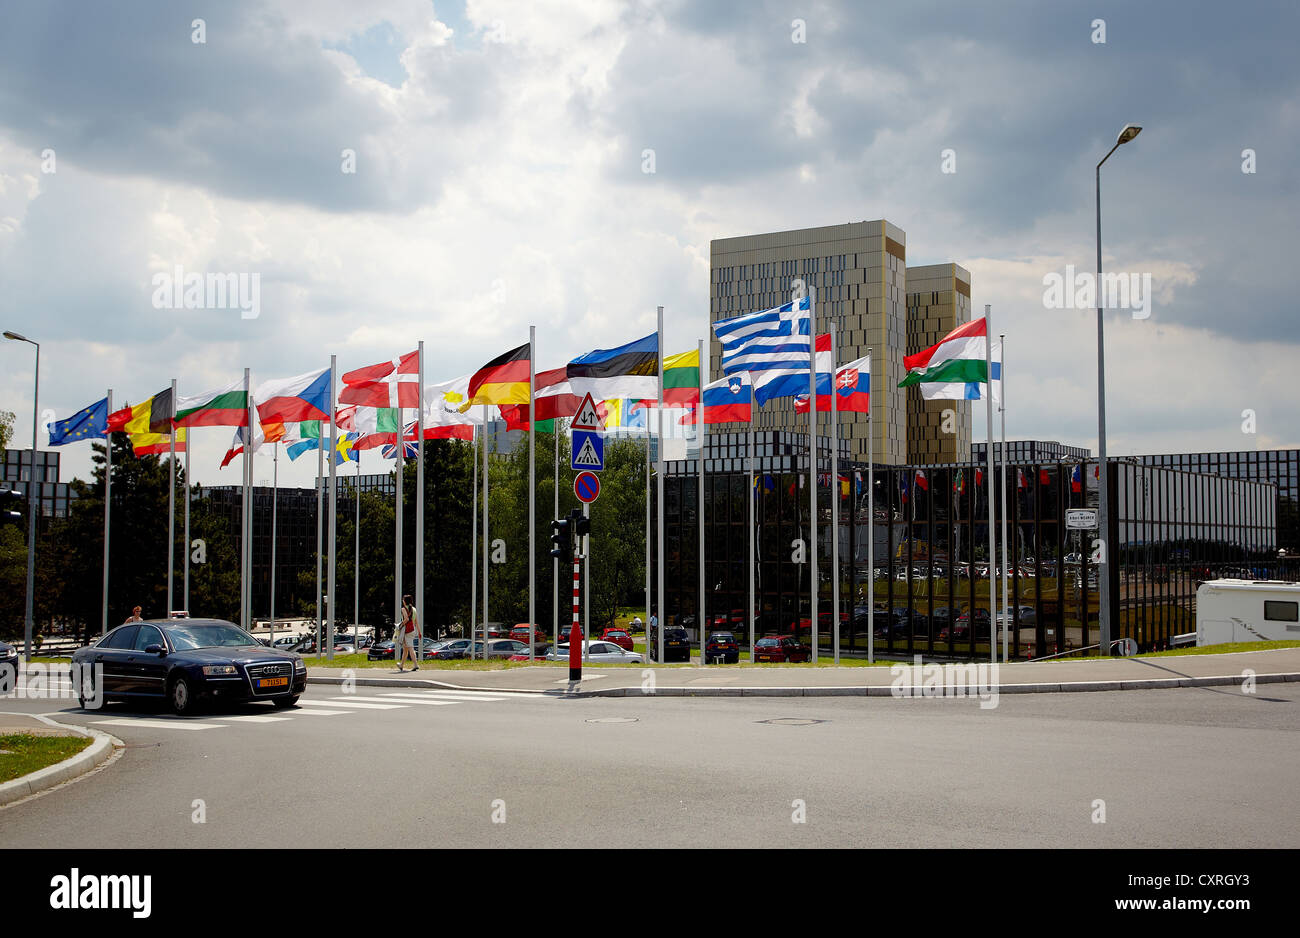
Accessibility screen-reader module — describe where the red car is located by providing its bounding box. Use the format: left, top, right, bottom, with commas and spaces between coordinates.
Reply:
753, 634, 811, 663
509, 624, 546, 643
600, 628, 634, 651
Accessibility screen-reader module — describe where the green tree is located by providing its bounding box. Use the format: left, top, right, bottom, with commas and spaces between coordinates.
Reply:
0, 410, 14, 450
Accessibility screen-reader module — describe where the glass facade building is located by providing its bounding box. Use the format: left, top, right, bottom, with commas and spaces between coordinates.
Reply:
2, 448, 76, 526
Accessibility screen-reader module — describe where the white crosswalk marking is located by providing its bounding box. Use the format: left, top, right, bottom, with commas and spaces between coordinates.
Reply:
213, 714, 292, 723
298, 699, 406, 710
335, 695, 459, 706
382, 690, 542, 701
290, 708, 353, 716
91, 719, 225, 731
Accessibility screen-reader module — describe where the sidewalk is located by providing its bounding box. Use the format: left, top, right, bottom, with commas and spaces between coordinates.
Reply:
0, 713, 121, 807
304, 647, 1300, 697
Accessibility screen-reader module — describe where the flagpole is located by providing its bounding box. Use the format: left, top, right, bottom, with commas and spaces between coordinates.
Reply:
102, 388, 112, 639
867, 349, 874, 664
395, 391, 404, 656
241, 367, 251, 632
327, 354, 338, 662
999, 333, 1009, 664
747, 408, 755, 662
416, 341, 425, 649
471, 424, 478, 651
553, 423, 559, 649
831, 330, 840, 664
167, 378, 176, 614
528, 326, 536, 660
697, 338, 706, 666
656, 305, 665, 665
645, 426, 651, 654
316, 424, 323, 657
983, 304, 998, 665
808, 288, 818, 663
481, 405, 489, 660
184, 432, 191, 612
354, 453, 360, 637
270, 442, 278, 647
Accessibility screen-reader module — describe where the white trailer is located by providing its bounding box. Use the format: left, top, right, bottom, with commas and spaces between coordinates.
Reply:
1195, 579, 1300, 645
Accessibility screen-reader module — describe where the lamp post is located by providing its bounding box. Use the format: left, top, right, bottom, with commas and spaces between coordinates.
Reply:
1096, 123, 1141, 656
4, 330, 39, 663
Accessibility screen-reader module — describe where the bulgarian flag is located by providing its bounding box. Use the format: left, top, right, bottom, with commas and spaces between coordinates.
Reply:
898, 317, 1002, 402
175, 378, 249, 427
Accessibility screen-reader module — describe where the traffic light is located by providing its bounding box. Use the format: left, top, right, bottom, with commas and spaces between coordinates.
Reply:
0, 487, 23, 525
549, 517, 572, 560
573, 511, 591, 539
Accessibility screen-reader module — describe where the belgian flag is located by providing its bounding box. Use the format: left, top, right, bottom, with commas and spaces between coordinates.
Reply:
466, 343, 530, 406
107, 388, 174, 435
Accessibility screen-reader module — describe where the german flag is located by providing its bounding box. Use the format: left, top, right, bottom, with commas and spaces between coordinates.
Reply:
466, 343, 530, 406
107, 388, 174, 435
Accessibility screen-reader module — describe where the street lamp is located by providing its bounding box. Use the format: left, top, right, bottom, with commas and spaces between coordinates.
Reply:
4, 330, 40, 663
1096, 123, 1141, 655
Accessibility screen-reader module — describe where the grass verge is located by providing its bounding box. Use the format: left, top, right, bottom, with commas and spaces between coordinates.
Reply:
0, 733, 92, 783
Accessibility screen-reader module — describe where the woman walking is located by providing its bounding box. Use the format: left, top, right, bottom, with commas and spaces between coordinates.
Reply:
397, 594, 420, 672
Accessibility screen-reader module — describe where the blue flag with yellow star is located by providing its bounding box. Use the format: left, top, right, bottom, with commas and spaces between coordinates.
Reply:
49, 397, 109, 445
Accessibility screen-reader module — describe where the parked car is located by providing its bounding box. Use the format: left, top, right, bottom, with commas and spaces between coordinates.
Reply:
939, 609, 991, 642
508, 642, 554, 661
600, 628, 635, 651
996, 606, 1038, 630
509, 624, 546, 643
0, 640, 17, 690
369, 637, 440, 660
704, 631, 740, 664
473, 622, 510, 640
70, 618, 307, 714
648, 626, 691, 662
752, 635, 811, 663
547, 641, 644, 664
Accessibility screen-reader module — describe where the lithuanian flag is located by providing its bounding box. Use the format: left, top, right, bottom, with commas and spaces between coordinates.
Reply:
107, 388, 174, 435
663, 349, 700, 405
467, 343, 530, 406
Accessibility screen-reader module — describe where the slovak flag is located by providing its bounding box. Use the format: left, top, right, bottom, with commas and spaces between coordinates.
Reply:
681, 372, 752, 425
795, 341, 871, 414
1071, 465, 1082, 493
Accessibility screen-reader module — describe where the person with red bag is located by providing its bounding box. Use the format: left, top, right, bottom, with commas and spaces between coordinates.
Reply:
397, 594, 420, 672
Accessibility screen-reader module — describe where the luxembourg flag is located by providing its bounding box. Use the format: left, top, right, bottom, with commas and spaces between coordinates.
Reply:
681, 373, 752, 425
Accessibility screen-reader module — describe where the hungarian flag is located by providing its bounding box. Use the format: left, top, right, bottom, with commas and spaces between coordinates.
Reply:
174, 379, 249, 428
953, 469, 966, 496
340, 351, 419, 409
256, 367, 331, 425
681, 373, 751, 425
898, 317, 1002, 402
467, 343, 530, 406
107, 388, 174, 435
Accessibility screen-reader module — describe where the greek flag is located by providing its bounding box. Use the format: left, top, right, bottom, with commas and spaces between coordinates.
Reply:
711, 296, 811, 406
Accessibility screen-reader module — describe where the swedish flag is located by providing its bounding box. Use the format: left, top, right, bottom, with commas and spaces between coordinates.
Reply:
49, 398, 108, 445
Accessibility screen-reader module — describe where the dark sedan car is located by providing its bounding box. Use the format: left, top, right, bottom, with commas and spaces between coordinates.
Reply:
70, 618, 306, 715
704, 631, 739, 664
648, 626, 690, 662
368, 637, 440, 660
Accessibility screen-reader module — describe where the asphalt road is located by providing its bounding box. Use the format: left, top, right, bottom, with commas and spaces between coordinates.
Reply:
2, 681, 1296, 848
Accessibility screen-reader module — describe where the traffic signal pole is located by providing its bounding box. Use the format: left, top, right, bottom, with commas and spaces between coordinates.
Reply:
569, 555, 582, 682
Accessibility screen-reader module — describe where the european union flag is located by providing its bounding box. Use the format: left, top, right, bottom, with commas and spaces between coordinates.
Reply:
49, 397, 108, 446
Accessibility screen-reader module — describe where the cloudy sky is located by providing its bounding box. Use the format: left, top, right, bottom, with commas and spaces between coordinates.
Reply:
1, 0, 1296, 488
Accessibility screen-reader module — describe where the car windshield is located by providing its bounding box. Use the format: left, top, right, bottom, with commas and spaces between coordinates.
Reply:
165, 623, 260, 650
756, 638, 778, 647
710, 633, 735, 642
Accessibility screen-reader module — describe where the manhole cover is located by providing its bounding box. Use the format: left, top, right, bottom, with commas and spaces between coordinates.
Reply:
585, 717, 638, 724
757, 718, 826, 726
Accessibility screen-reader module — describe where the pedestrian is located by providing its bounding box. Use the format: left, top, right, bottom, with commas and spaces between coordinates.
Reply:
631, 614, 643, 632
397, 594, 419, 672
125, 606, 143, 624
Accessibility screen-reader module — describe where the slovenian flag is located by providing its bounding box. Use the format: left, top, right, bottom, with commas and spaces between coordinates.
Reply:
681, 373, 751, 425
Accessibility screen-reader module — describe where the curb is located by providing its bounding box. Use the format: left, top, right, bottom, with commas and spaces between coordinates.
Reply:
307, 670, 1300, 698
0, 713, 122, 807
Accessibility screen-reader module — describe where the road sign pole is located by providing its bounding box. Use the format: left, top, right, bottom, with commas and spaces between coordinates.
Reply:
569, 554, 581, 681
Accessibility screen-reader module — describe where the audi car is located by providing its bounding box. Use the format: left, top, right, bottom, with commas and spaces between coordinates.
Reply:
0, 640, 17, 691
70, 618, 307, 715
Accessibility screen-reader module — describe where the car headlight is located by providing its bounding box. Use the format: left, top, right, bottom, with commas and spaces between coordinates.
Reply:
202, 665, 238, 676
294, 658, 306, 672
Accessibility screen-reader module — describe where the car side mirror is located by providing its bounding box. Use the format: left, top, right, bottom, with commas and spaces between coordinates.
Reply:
145, 644, 166, 655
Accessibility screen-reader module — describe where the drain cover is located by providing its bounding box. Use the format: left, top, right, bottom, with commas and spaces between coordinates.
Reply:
585, 717, 638, 724
757, 718, 826, 726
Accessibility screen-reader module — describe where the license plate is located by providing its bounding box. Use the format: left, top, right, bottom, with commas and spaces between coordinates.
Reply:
257, 677, 289, 688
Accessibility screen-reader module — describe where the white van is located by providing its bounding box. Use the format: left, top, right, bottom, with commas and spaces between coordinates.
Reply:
1195, 579, 1300, 645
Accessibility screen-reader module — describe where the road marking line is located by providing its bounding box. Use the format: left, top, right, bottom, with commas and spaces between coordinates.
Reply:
212, 715, 293, 723
380, 692, 509, 702
90, 719, 225, 731
300, 699, 407, 710
336, 695, 460, 706
289, 708, 352, 716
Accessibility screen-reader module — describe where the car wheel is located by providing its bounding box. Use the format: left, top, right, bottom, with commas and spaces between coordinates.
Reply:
272, 695, 299, 709
169, 675, 195, 715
